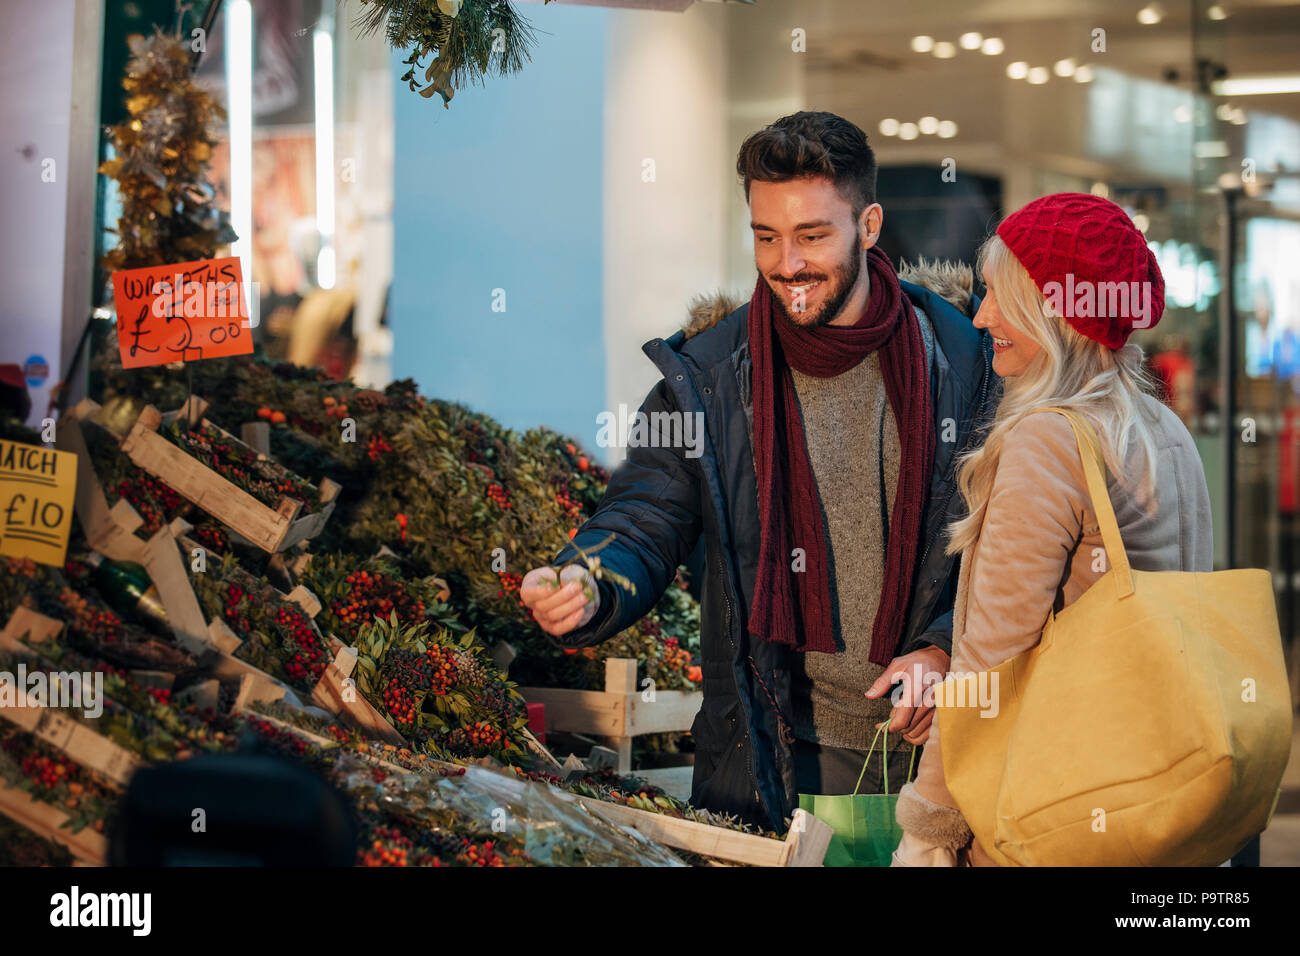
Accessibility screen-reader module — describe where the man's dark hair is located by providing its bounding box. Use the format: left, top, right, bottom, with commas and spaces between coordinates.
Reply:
736, 111, 877, 217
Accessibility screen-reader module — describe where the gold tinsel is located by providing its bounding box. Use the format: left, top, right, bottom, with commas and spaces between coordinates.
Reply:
99, 29, 236, 273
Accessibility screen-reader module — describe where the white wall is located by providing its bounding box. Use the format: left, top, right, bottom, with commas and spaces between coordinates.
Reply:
0, 0, 78, 426
600, 3, 732, 459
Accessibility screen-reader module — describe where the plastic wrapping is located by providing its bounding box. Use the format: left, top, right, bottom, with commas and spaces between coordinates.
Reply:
343, 760, 687, 866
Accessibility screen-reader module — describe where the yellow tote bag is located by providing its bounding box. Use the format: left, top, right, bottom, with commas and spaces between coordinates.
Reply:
939, 408, 1291, 866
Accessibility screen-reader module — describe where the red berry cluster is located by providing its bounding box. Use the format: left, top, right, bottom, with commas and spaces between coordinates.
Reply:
222, 582, 250, 633
446, 720, 504, 754
330, 569, 426, 639
57, 587, 124, 643
244, 717, 310, 759
426, 645, 459, 695
191, 522, 228, 554
172, 422, 319, 513
277, 604, 328, 682
360, 828, 412, 867
367, 433, 394, 462
6, 557, 38, 579
486, 483, 512, 510
380, 645, 459, 729
20, 751, 74, 791
555, 485, 582, 523
145, 687, 172, 706
495, 571, 524, 605
114, 474, 185, 533
639, 615, 663, 639
457, 838, 515, 867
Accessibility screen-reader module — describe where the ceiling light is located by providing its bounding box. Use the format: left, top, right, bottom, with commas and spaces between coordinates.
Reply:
959, 32, 982, 50
879, 118, 900, 136
1054, 58, 1076, 77
1137, 4, 1164, 25
1215, 103, 1234, 121
1133, 212, 1150, 233
1231, 108, 1247, 125
981, 37, 1004, 55
937, 120, 958, 138
1006, 60, 1029, 79
1207, 4, 1227, 20
1028, 66, 1050, 84
918, 115, 939, 134
1074, 64, 1094, 83
933, 41, 957, 59
911, 35, 934, 53
898, 122, 919, 140
1091, 182, 1110, 198
1214, 74, 1300, 95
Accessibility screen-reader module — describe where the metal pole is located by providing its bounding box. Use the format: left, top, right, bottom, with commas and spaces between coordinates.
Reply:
1219, 186, 1239, 570
190, 0, 225, 72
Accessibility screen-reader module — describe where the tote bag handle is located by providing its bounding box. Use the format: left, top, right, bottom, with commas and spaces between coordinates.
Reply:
1023, 408, 1135, 601
852, 719, 919, 796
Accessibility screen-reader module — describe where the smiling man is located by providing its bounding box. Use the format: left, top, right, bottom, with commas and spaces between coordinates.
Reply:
520, 111, 998, 830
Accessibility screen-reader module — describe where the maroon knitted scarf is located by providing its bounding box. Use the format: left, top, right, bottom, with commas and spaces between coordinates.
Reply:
746, 246, 933, 663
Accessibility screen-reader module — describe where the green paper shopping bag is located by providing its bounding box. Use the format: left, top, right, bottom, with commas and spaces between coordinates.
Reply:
797, 722, 917, 867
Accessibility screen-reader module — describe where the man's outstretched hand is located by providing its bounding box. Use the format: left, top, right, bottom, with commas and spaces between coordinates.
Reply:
520, 564, 600, 637
864, 645, 951, 745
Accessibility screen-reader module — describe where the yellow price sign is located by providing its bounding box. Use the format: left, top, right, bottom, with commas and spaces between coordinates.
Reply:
0, 440, 77, 567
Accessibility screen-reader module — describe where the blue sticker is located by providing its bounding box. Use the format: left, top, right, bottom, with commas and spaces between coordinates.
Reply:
24, 354, 49, 388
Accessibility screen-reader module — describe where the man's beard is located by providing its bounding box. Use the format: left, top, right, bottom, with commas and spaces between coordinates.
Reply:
768, 228, 863, 330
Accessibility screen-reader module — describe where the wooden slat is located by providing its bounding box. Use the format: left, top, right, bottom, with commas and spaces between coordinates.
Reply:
518, 686, 627, 737
206, 618, 242, 654
120, 422, 289, 552
55, 412, 147, 564
310, 650, 406, 746
625, 690, 702, 736
577, 799, 829, 867
0, 704, 143, 788
140, 526, 213, 656
1, 607, 64, 647
233, 672, 286, 711
783, 809, 834, 867
240, 421, 270, 457
0, 784, 108, 865
284, 584, 322, 619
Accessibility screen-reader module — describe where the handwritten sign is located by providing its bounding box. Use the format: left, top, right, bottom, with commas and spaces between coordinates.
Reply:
111, 257, 254, 369
0, 440, 77, 567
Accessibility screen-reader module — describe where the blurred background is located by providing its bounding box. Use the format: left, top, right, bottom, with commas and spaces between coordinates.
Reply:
3, 0, 1299, 859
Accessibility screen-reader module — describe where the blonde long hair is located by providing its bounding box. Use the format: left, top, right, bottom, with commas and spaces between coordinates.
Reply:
946, 235, 1162, 556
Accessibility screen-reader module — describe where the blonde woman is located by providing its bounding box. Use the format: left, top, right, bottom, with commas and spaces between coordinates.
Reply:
890, 193, 1213, 866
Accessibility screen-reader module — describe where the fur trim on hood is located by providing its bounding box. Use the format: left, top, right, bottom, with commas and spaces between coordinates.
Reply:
681, 257, 975, 340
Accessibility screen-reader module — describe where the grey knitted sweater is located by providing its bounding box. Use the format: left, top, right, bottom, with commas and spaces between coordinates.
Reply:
788, 352, 910, 751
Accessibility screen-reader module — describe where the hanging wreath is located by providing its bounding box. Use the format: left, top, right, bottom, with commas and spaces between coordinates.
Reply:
355, 0, 554, 108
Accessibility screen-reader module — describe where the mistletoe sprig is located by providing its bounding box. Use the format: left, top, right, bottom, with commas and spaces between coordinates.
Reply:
356, 0, 553, 107
548, 532, 636, 602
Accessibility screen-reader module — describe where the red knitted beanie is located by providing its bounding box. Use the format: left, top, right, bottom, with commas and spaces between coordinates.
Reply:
996, 192, 1165, 349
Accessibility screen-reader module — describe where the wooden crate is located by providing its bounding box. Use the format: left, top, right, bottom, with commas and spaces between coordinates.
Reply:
0, 783, 108, 865
577, 800, 831, 867
118, 396, 340, 553
520, 659, 702, 772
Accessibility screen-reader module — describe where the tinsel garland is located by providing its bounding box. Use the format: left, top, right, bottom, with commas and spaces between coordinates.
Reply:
99, 29, 236, 272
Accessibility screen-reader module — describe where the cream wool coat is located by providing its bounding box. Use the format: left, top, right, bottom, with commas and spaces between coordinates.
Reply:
892, 393, 1213, 866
